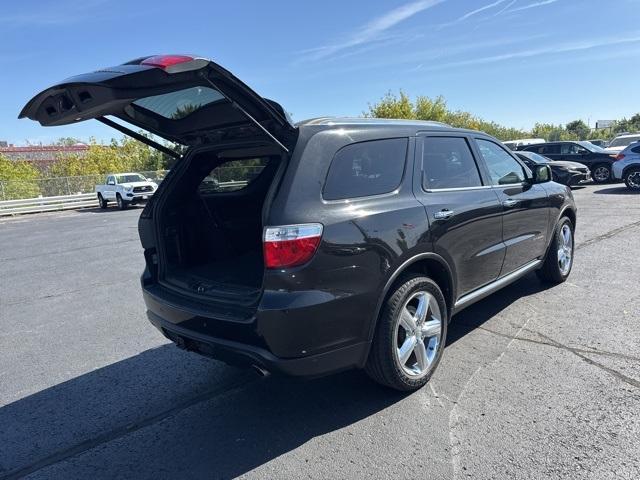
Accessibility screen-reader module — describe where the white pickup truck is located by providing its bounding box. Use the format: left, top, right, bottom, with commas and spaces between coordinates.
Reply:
95, 173, 158, 210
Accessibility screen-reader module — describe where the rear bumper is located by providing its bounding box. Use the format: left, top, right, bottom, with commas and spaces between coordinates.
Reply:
147, 309, 368, 377
612, 161, 630, 180
142, 283, 372, 377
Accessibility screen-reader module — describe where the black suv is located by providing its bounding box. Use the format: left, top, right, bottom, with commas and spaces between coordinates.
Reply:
520, 141, 615, 183
21, 55, 577, 391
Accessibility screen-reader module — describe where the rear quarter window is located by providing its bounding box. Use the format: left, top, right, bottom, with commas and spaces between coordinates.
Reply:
198, 158, 268, 194
323, 138, 408, 201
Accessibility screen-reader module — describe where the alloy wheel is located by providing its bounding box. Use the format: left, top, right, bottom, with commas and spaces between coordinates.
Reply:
593, 166, 610, 182
394, 291, 443, 377
558, 224, 573, 275
627, 171, 640, 190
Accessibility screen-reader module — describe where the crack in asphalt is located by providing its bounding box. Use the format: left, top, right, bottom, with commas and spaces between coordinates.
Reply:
447, 303, 537, 479
525, 329, 640, 390
2, 278, 139, 307
575, 219, 640, 251
0, 374, 259, 480
474, 325, 640, 364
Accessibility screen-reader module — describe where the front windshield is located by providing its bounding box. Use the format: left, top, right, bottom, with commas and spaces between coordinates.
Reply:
577, 141, 604, 152
116, 174, 146, 183
609, 135, 640, 148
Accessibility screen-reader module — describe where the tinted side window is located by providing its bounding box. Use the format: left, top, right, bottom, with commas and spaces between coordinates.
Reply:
198, 158, 269, 194
540, 144, 560, 155
422, 137, 483, 189
631, 145, 640, 154
561, 143, 587, 155
476, 139, 526, 185
323, 138, 407, 200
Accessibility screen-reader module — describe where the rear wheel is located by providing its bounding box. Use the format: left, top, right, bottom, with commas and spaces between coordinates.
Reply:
97, 194, 108, 209
537, 216, 574, 284
116, 193, 128, 210
623, 167, 640, 191
592, 164, 611, 183
365, 274, 447, 391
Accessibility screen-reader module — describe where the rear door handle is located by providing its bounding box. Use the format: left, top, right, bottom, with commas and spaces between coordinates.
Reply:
502, 199, 519, 208
433, 209, 454, 220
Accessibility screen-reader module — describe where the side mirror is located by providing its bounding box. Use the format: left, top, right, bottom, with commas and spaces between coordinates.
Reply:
531, 165, 552, 183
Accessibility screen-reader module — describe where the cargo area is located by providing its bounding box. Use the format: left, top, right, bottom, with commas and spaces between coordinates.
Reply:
156, 146, 283, 307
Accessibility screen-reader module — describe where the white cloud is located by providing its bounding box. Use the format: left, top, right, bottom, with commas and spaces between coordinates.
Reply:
455, 0, 510, 22
508, 0, 560, 13
424, 34, 640, 70
302, 0, 445, 61
493, 0, 517, 17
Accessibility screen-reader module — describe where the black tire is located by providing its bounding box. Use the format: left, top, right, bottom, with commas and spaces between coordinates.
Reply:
537, 216, 574, 284
623, 167, 640, 191
591, 164, 611, 183
365, 274, 448, 391
97, 194, 108, 209
116, 193, 128, 210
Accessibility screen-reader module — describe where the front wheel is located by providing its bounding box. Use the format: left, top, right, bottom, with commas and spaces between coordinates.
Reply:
116, 194, 128, 210
537, 216, 574, 284
592, 164, 611, 183
365, 274, 447, 391
624, 167, 640, 191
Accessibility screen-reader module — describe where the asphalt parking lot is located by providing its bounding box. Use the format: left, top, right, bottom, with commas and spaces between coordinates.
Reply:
1, 184, 639, 480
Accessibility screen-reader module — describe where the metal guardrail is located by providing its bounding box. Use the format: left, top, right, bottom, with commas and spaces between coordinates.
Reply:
0, 180, 251, 216
0, 193, 98, 216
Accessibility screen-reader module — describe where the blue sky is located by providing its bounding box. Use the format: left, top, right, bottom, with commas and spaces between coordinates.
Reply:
1, 0, 639, 144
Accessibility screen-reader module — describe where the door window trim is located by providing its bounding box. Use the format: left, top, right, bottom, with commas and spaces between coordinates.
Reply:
417, 133, 489, 193
472, 136, 532, 187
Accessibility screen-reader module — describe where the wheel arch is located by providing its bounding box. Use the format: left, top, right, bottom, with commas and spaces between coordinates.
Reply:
560, 205, 577, 229
362, 252, 456, 365
622, 164, 640, 178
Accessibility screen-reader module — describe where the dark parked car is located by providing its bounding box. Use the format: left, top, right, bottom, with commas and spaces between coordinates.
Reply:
20, 55, 578, 391
516, 151, 590, 187
520, 141, 615, 183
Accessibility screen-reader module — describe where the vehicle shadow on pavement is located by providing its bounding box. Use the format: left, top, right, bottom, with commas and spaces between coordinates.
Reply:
78, 205, 145, 214
592, 186, 636, 195
1, 275, 550, 479
0, 346, 407, 479
446, 273, 553, 347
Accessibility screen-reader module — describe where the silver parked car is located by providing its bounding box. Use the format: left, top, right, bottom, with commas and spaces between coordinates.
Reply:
612, 141, 640, 191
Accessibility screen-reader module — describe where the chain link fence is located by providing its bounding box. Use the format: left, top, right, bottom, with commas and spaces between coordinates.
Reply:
0, 165, 266, 201
0, 171, 168, 201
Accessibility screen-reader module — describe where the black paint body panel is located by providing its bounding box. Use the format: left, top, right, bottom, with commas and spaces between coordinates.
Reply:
140, 120, 577, 376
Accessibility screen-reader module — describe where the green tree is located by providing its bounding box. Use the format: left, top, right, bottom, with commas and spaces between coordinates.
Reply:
365, 91, 529, 140
566, 120, 590, 140
0, 154, 41, 200
531, 123, 578, 142
55, 137, 83, 146
49, 135, 169, 178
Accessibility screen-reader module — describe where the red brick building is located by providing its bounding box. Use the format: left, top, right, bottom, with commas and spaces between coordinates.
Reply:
0, 144, 89, 171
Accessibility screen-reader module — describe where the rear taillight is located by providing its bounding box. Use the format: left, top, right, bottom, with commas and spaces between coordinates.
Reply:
263, 224, 323, 269
614, 153, 625, 161
141, 55, 208, 74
